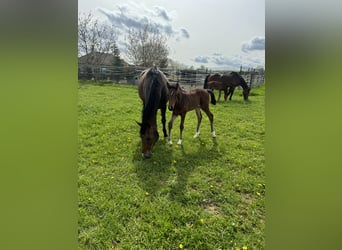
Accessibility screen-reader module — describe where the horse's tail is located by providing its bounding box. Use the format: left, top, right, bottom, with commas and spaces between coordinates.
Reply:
203, 74, 210, 89
207, 89, 216, 105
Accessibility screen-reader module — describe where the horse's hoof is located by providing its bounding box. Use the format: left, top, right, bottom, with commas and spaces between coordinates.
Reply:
193, 132, 200, 138
212, 131, 216, 138
168, 140, 173, 145
177, 139, 182, 145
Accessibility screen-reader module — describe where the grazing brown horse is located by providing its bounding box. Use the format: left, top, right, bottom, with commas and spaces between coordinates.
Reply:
137, 66, 168, 158
167, 82, 216, 145
203, 72, 251, 101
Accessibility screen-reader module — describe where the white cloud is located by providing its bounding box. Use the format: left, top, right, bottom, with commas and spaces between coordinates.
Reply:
193, 56, 210, 64
192, 52, 265, 70
179, 28, 190, 39
241, 36, 265, 53
211, 55, 242, 69
97, 2, 190, 41
154, 6, 172, 21
212, 52, 222, 56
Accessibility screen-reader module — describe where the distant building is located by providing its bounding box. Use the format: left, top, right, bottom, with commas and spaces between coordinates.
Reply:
78, 52, 133, 82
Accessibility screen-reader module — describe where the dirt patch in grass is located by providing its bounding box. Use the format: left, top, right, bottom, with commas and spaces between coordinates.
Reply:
204, 203, 222, 216
240, 193, 255, 206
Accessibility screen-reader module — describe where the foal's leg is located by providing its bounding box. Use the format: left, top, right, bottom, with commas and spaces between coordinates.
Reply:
193, 108, 202, 138
217, 90, 221, 102
202, 106, 216, 137
177, 113, 186, 145
168, 114, 177, 145
160, 104, 168, 138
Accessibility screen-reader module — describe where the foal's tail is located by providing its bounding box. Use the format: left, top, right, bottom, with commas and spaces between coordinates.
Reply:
203, 74, 210, 89
207, 89, 216, 105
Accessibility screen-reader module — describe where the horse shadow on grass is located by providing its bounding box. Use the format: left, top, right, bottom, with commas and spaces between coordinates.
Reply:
132, 137, 219, 203
168, 138, 218, 203
132, 139, 174, 196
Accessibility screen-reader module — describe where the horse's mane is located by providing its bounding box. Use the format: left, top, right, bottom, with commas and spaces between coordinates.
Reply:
142, 67, 162, 124
230, 71, 249, 89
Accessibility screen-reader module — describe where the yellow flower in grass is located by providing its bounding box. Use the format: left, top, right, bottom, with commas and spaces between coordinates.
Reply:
200, 218, 204, 224
173, 160, 177, 164
242, 246, 248, 250
179, 243, 184, 249
145, 192, 149, 196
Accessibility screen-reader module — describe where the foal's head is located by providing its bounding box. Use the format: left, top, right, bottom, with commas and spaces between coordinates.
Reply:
167, 83, 182, 111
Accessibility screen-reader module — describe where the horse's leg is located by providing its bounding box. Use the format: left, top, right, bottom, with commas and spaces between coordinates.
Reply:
168, 114, 177, 145
225, 87, 231, 101
193, 108, 202, 138
160, 104, 168, 138
217, 90, 221, 102
202, 106, 216, 138
178, 113, 186, 145
224, 87, 229, 101
229, 87, 235, 100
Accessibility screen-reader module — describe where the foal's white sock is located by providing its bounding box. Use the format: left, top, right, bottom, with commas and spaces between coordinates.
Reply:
193, 131, 200, 138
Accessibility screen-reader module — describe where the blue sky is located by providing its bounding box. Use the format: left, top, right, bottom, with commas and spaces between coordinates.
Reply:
79, 0, 265, 70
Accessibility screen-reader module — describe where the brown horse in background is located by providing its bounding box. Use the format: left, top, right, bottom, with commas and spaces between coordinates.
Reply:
205, 79, 229, 102
167, 82, 216, 145
137, 66, 169, 158
203, 72, 251, 101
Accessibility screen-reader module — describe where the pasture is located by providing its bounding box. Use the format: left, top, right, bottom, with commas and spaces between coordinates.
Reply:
78, 82, 265, 249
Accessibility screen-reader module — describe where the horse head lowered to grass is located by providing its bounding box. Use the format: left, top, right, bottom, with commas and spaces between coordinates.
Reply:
137, 66, 169, 158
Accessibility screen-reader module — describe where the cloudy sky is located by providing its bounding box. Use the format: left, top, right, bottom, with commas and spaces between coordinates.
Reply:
79, 0, 265, 70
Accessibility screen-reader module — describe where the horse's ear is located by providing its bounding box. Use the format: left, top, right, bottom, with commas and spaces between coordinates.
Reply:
136, 121, 142, 127
166, 81, 171, 88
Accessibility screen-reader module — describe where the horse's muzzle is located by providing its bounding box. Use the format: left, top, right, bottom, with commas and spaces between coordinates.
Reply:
142, 151, 152, 159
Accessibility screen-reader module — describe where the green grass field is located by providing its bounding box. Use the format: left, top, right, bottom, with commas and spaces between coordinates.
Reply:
78, 82, 265, 250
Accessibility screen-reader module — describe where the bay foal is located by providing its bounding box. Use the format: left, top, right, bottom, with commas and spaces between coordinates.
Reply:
167, 82, 216, 145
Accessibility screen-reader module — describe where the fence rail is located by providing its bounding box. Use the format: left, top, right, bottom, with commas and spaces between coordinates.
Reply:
78, 64, 265, 88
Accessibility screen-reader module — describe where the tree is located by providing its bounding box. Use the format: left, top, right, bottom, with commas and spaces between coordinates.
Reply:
111, 43, 121, 66
111, 42, 124, 83
78, 12, 117, 81
125, 24, 169, 68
